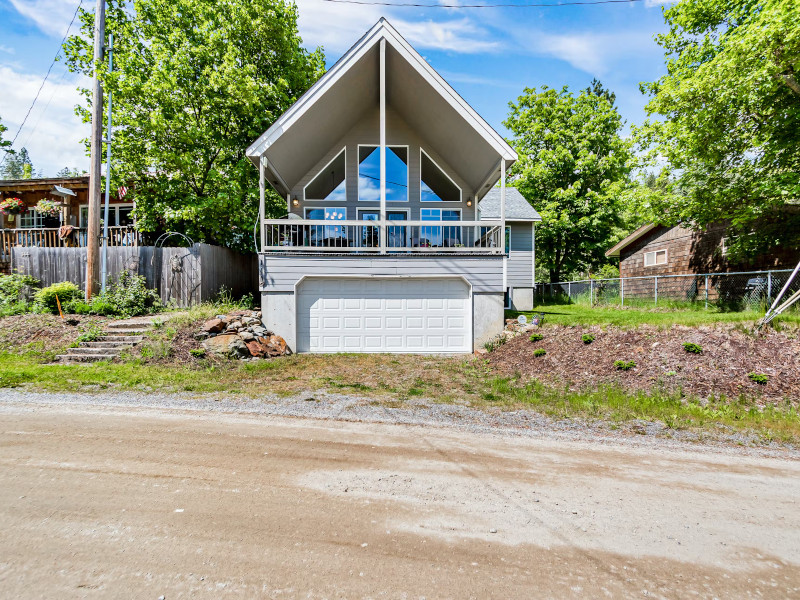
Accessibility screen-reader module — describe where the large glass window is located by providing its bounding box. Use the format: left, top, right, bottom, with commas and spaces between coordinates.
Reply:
305, 207, 347, 246
358, 146, 408, 202
358, 210, 408, 247
419, 208, 461, 247
304, 148, 346, 202
420, 149, 461, 202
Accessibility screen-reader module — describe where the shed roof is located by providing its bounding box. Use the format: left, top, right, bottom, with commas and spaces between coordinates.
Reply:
246, 18, 516, 197
605, 224, 659, 257
478, 188, 541, 222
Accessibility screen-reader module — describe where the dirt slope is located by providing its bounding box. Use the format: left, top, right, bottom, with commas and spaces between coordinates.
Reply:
488, 324, 800, 402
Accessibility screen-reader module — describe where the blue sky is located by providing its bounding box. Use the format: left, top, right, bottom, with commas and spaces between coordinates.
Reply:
0, 0, 675, 177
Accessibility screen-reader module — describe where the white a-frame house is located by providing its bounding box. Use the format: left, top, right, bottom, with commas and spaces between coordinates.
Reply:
247, 18, 541, 354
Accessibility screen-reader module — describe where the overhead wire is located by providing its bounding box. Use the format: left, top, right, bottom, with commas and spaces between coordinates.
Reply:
1, 0, 83, 168
319, 0, 643, 7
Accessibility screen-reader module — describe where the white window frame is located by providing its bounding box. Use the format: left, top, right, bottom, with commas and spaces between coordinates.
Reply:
357, 208, 409, 220
644, 248, 668, 267
420, 148, 462, 203
18, 210, 47, 229
303, 146, 347, 203
720, 237, 728, 256
303, 207, 348, 220
357, 144, 410, 202
79, 203, 134, 228
420, 207, 462, 221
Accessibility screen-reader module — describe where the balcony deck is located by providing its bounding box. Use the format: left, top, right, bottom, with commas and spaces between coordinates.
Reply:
0, 226, 141, 261
261, 219, 503, 255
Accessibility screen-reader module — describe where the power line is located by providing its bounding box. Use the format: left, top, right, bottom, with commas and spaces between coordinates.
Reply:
1, 0, 83, 168
320, 0, 642, 7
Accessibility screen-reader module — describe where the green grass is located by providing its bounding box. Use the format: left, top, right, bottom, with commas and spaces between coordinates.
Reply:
508, 303, 800, 328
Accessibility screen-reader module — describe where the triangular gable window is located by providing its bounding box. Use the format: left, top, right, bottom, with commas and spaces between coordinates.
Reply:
304, 148, 346, 201
420, 149, 461, 202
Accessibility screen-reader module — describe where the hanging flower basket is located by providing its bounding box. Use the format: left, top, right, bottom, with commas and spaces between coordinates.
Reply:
0, 197, 27, 216
34, 198, 62, 218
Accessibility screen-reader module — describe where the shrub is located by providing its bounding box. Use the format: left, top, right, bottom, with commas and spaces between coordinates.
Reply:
683, 342, 703, 354
0, 273, 40, 306
189, 348, 206, 358
533, 348, 546, 357
34, 281, 81, 313
64, 300, 93, 315
75, 324, 104, 344
529, 333, 544, 342
748, 372, 768, 385
582, 334, 595, 344
95, 271, 161, 317
614, 359, 636, 371
484, 335, 508, 352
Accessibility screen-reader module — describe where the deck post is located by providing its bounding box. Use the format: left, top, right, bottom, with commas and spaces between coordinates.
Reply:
379, 38, 387, 254
258, 156, 266, 252
501, 159, 506, 289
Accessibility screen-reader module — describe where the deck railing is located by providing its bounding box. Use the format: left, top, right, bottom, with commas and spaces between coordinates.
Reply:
261, 219, 503, 254
0, 226, 141, 260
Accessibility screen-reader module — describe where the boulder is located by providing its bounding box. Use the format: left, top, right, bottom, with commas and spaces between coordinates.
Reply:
252, 326, 268, 337
240, 330, 255, 342
245, 334, 291, 358
202, 334, 249, 358
229, 320, 242, 330
201, 318, 226, 333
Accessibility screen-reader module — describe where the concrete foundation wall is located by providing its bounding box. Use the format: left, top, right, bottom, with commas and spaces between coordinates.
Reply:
261, 292, 296, 352
473, 292, 505, 348
511, 287, 534, 311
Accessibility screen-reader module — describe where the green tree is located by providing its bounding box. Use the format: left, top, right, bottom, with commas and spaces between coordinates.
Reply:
0, 117, 10, 155
638, 0, 800, 259
56, 167, 85, 177
504, 85, 633, 282
0, 147, 36, 180
63, 0, 324, 251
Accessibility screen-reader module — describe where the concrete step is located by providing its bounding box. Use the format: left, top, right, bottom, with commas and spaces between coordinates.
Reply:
68, 347, 125, 355
96, 335, 144, 343
56, 353, 118, 363
103, 328, 150, 335
79, 341, 138, 349
106, 321, 155, 330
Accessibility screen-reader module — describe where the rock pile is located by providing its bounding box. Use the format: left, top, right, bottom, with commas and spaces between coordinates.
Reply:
195, 310, 291, 359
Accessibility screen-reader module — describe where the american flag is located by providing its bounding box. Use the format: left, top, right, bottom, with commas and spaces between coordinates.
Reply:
118, 185, 128, 198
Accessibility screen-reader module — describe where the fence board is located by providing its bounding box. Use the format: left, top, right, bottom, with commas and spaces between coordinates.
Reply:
10, 244, 256, 307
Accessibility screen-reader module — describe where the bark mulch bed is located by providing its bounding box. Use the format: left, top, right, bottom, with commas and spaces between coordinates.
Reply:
487, 324, 800, 403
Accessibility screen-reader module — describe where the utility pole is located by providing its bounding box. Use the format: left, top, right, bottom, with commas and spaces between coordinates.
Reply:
101, 33, 113, 293
86, 0, 105, 299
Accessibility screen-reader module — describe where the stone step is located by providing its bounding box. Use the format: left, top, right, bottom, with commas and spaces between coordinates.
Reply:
56, 353, 119, 363
68, 346, 125, 355
106, 321, 155, 330
96, 335, 144, 343
103, 328, 150, 335
79, 341, 139, 349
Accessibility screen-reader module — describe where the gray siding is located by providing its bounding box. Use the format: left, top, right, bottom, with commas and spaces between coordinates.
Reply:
260, 254, 503, 293
289, 106, 479, 221
507, 222, 534, 288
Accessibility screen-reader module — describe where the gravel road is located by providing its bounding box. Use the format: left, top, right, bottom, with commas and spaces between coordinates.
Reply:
1, 391, 799, 598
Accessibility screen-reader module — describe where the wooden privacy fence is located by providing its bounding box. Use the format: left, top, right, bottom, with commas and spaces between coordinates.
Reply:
10, 243, 257, 307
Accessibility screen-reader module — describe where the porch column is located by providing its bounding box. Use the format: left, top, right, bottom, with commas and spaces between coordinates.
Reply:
501, 159, 507, 291
259, 155, 266, 252
379, 37, 387, 254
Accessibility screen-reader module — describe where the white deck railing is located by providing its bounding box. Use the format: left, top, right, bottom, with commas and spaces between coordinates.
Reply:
261, 219, 503, 253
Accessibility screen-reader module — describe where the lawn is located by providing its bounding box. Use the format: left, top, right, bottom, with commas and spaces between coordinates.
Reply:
507, 302, 800, 328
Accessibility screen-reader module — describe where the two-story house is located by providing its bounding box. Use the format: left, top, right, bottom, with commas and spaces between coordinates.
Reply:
247, 19, 539, 353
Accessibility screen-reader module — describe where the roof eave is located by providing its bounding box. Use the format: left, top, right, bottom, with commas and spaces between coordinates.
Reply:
605, 223, 658, 257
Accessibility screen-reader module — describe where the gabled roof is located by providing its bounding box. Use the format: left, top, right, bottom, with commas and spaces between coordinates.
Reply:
479, 188, 541, 222
246, 18, 516, 197
605, 224, 659, 257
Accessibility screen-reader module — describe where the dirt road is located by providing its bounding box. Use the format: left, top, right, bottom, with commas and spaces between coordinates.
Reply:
1, 400, 799, 599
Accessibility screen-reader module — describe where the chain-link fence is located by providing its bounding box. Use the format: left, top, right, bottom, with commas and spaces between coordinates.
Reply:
537, 269, 799, 311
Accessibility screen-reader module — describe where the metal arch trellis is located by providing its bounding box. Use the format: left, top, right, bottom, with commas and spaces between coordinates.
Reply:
151, 232, 200, 306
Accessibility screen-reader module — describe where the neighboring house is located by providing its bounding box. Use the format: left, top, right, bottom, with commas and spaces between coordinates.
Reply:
606, 223, 796, 278
247, 18, 536, 354
0, 176, 136, 272
478, 188, 541, 311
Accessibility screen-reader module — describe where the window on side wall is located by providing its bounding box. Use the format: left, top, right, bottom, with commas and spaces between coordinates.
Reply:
304, 148, 346, 202
358, 146, 408, 202
644, 249, 667, 267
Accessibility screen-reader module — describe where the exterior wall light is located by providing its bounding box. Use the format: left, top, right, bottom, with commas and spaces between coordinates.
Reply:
292, 197, 299, 207
466, 198, 472, 207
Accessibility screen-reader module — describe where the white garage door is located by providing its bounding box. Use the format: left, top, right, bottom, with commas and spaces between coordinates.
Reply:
297, 277, 471, 353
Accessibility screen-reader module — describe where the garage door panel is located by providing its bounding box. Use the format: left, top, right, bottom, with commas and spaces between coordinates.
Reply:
297, 278, 471, 353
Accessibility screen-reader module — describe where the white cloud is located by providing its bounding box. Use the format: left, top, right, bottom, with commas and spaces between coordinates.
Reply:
645, 0, 678, 6
0, 64, 89, 176
438, 70, 517, 88
8, 0, 80, 38
0, 45, 15, 55
522, 30, 659, 76
296, 0, 500, 55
